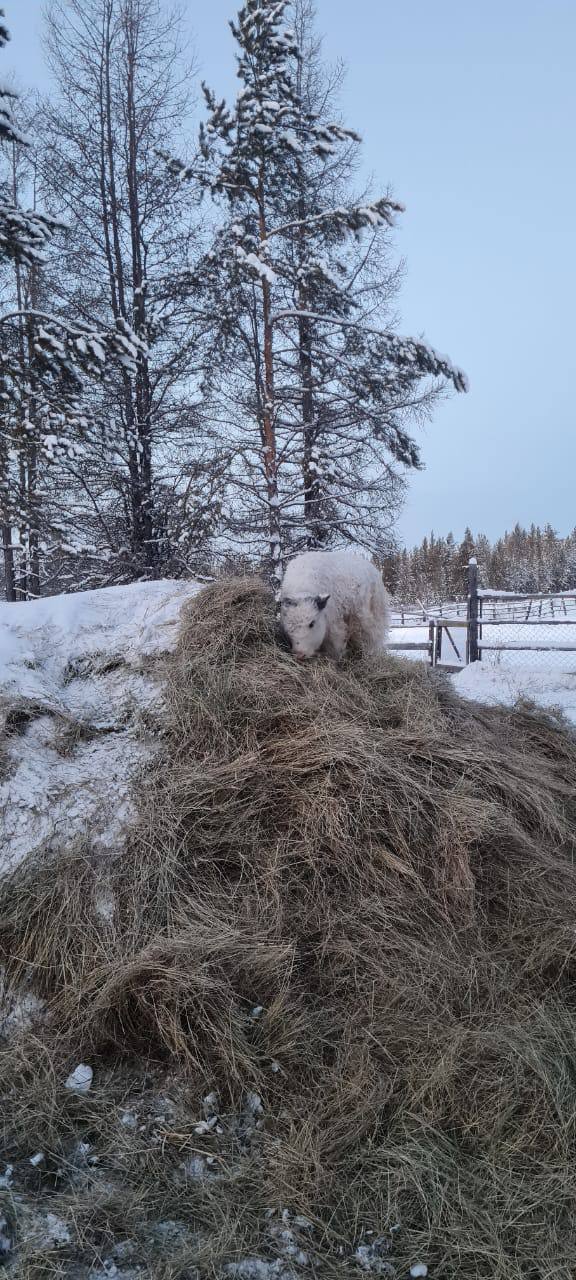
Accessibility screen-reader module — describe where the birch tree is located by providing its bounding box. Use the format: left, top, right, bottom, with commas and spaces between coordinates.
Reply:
0, 14, 142, 600
39, 0, 217, 583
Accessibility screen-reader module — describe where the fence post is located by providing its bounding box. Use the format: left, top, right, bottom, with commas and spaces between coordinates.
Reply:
467, 557, 480, 663
434, 620, 443, 666
429, 620, 436, 666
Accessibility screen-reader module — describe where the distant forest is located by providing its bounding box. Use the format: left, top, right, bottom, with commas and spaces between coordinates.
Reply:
381, 525, 576, 605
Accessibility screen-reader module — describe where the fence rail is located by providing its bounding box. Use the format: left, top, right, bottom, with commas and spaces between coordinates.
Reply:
479, 642, 576, 654
388, 563, 576, 669
478, 590, 576, 603
475, 618, 576, 626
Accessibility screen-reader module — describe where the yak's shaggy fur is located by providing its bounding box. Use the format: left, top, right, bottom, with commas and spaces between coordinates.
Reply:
3, 577, 576, 1277
280, 549, 391, 658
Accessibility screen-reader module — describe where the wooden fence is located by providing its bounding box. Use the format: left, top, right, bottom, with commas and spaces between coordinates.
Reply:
468, 560, 576, 664
388, 560, 576, 669
386, 621, 436, 664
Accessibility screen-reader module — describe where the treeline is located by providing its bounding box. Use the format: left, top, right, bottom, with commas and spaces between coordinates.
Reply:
382, 525, 576, 605
0, 0, 466, 601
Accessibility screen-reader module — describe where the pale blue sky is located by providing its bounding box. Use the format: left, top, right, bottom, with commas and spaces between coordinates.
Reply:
4, 0, 575, 545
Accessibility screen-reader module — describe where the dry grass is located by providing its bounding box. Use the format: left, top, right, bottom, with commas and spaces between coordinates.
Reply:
0, 846, 118, 1001
3, 576, 576, 1276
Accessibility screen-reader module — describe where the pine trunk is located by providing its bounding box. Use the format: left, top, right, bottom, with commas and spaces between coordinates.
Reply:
294, 180, 326, 549
1, 524, 15, 601
11, 145, 32, 599
257, 170, 282, 585
125, 14, 155, 568
24, 272, 41, 599
298, 301, 325, 549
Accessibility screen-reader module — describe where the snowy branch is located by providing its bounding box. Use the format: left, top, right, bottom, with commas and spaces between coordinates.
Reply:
267, 197, 405, 241
270, 310, 468, 392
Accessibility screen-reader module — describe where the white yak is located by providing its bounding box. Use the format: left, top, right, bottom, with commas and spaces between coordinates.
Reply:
280, 550, 391, 661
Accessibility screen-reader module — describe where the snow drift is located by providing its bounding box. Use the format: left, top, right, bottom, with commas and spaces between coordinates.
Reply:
0, 579, 200, 880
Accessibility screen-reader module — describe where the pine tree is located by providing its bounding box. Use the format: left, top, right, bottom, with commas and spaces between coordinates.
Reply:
167, 0, 467, 580
565, 529, 576, 590
395, 547, 413, 606
389, 524, 576, 607
0, 16, 60, 266
473, 533, 491, 593
541, 524, 562, 593
488, 539, 507, 591
440, 531, 456, 600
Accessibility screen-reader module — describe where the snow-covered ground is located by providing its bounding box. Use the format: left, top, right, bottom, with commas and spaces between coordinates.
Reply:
391, 600, 576, 726
0, 579, 200, 879
452, 661, 576, 723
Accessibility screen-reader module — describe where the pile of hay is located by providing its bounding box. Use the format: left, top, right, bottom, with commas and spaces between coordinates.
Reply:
3, 577, 576, 1278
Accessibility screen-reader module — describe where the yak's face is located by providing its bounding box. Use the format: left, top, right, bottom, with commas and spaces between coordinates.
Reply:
280, 593, 330, 660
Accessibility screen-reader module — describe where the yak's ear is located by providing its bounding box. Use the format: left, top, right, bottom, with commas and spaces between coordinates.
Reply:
315, 594, 330, 611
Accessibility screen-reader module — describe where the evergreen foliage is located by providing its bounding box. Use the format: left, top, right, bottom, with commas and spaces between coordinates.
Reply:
384, 524, 576, 605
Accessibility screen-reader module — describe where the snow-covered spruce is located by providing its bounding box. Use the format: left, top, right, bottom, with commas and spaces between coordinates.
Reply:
164, 0, 467, 573
280, 550, 391, 660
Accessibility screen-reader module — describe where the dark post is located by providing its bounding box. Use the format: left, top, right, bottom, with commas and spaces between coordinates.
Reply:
428, 620, 435, 666
434, 620, 443, 666
467, 557, 480, 663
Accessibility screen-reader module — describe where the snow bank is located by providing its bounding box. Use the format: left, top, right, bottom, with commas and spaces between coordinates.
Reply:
391, 610, 576, 722
453, 662, 576, 726
0, 579, 200, 880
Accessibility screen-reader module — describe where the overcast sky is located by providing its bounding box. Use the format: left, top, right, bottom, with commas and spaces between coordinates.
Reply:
4, 0, 575, 546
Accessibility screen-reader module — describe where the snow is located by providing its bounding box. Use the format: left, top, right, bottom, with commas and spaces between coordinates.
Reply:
0, 990, 44, 1037
235, 244, 276, 285
279, 129, 303, 153
65, 1063, 93, 1094
224, 1208, 312, 1280
0, 578, 200, 879
354, 1238, 392, 1274
453, 662, 576, 725
30, 1212, 72, 1248
225, 1262, 296, 1280
478, 587, 576, 600
390, 601, 576, 726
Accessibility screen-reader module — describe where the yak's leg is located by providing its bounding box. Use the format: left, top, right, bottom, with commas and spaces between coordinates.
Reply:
321, 617, 349, 660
